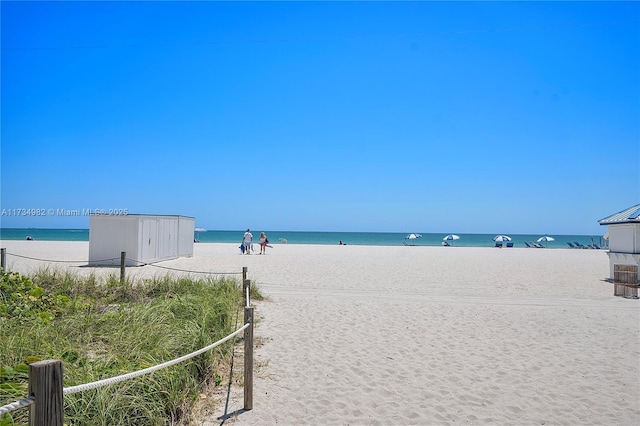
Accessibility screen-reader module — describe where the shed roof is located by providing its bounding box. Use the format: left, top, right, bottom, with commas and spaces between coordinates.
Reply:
90, 214, 195, 219
598, 203, 640, 225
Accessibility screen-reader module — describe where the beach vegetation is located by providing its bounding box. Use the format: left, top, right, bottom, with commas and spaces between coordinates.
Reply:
0, 268, 262, 425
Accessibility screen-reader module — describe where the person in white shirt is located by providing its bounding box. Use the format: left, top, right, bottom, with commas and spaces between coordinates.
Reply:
242, 229, 253, 254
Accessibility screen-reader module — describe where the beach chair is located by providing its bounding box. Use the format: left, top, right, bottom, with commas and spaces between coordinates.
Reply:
524, 242, 531, 248
533, 242, 545, 248
506, 242, 514, 248
566, 242, 576, 248
495, 242, 503, 248
442, 241, 451, 246
574, 241, 586, 249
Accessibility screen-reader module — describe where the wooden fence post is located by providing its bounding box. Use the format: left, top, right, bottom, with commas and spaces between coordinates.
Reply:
29, 360, 64, 426
1, 248, 5, 271
243, 277, 251, 303
242, 266, 248, 284
244, 304, 254, 411
120, 251, 126, 284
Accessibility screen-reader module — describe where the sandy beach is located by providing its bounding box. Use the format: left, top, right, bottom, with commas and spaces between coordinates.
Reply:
1, 240, 638, 425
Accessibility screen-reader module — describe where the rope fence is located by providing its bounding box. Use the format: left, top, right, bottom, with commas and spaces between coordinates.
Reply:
0, 250, 255, 425
0, 397, 35, 416
0, 248, 243, 280
63, 323, 250, 396
2, 251, 119, 264
0, 322, 249, 413
126, 259, 243, 275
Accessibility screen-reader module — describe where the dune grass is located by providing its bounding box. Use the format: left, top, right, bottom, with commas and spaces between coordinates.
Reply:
0, 268, 262, 425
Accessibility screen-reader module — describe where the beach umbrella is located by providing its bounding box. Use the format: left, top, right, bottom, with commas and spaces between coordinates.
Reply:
442, 234, 460, 246
404, 233, 422, 246
537, 235, 554, 247
194, 227, 207, 241
442, 234, 460, 245
493, 235, 512, 242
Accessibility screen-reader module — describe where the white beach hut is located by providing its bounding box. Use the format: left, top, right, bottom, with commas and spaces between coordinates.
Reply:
598, 204, 640, 285
89, 214, 195, 266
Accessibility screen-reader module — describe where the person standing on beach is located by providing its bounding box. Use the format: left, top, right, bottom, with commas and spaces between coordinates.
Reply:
259, 232, 268, 254
242, 229, 253, 254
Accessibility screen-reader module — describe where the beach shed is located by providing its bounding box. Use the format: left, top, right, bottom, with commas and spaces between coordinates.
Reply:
598, 204, 640, 284
89, 214, 195, 266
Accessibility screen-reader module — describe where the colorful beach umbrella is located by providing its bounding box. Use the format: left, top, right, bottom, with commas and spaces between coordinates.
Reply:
493, 235, 512, 242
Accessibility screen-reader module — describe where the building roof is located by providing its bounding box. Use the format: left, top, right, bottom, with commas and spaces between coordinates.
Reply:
598, 203, 640, 225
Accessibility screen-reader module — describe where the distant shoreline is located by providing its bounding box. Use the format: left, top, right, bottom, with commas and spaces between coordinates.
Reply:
0, 227, 607, 249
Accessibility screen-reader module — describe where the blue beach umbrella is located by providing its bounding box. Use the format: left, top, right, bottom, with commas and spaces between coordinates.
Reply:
405, 233, 422, 240
493, 235, 512, 242
404, 233, 422, 246
442, 234, 460, 245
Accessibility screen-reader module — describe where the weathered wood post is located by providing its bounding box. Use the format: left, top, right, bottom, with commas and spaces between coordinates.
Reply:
614, 264, 639, 298
29, 360, 64, 426
120, 251, 126, 284
242, 266, 248, 284
243, 278, 253, 411
1, 248, 6, 271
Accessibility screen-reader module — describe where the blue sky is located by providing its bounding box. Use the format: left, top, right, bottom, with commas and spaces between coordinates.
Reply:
1, 1, 638, 235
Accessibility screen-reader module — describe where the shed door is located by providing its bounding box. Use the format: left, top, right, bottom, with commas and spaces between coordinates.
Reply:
141, 219, 158, 262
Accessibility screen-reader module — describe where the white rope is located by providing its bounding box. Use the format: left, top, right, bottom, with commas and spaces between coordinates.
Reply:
0, 323, 250, 412
63, 322, 250, 395
0, 262, 251, 410
0, 396, 35, 415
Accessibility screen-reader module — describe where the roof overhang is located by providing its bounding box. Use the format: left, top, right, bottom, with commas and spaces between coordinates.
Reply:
598, 204, 640, 226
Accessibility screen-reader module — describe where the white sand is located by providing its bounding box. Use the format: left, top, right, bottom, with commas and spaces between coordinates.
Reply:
1, 241, 639, 425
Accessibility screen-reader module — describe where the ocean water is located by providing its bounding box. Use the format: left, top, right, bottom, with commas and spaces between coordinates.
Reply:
0, 228, 607, 249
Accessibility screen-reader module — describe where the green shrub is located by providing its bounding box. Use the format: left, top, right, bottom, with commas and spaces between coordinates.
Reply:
0, 269, 250, 425
0, 270, 72, 322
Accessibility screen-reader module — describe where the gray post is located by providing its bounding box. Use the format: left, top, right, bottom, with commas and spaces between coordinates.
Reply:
29, 360, 64, 426
120, 251, 126, 284
243, 305, 254, 411
1, 248, 5, 271
242, 266, 248, 284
